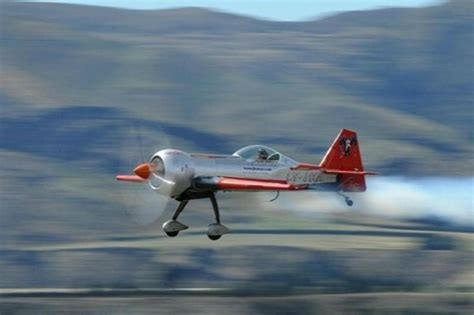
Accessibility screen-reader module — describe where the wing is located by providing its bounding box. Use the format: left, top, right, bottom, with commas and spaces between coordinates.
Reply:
193, 176, 307, 191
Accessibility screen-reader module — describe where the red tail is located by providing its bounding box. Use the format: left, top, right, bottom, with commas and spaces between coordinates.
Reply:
319, 129, 367, 192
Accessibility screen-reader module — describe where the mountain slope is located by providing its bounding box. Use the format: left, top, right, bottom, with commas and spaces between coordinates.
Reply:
0, 0, 473, 176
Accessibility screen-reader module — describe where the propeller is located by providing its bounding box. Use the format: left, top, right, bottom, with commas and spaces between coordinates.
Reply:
117, 122, 173, 226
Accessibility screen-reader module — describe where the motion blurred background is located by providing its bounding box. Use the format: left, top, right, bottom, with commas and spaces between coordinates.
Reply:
1, 0, 473, 313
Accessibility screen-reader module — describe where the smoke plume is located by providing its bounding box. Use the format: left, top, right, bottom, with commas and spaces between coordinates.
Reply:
260, 177, 473, 227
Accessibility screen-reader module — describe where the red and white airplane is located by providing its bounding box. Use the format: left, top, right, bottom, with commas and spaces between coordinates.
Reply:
117, 129, 376, 240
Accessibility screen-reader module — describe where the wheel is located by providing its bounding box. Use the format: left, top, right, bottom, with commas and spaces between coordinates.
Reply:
207, 234, 222, 241
166, 231, 179, 237
346, 199, 354, 207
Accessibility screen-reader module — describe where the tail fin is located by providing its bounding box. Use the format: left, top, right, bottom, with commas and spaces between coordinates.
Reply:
319, 129, 367, 192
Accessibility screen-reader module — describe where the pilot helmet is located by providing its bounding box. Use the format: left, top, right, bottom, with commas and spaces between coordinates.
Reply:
258, 148, 269, 160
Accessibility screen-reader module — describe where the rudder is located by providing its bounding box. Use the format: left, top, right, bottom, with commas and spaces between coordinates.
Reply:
319, 129, 366, 192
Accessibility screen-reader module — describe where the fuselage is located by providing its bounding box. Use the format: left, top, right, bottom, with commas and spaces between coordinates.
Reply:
192, 154, 333, 185
149, 146, 338, 199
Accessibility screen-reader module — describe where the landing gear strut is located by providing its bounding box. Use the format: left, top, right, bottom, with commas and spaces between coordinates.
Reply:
162, 200, 189, 237
207, 193, 230, 241
162, 193, 230, 240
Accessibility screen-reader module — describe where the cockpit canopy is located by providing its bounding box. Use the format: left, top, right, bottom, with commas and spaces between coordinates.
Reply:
233, 145, 298, 166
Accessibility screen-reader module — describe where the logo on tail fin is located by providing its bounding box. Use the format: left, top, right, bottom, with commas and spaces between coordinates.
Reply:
339, 136, 357, 157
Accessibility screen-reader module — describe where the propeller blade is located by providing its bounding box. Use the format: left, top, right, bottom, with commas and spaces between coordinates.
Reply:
117, 121, 172, 226
116, 175, 147, 183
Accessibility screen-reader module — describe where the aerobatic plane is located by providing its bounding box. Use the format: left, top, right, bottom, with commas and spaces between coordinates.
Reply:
117, 129, 376, 240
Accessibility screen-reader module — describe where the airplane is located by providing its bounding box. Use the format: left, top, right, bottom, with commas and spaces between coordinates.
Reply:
117, 128, 376, 240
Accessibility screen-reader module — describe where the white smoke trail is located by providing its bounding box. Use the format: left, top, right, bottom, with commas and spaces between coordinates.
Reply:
260, 177, 473, 227
359, 177, 473, 225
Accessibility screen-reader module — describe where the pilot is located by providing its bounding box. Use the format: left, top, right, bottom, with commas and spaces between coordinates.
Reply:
257, 148, 269, 161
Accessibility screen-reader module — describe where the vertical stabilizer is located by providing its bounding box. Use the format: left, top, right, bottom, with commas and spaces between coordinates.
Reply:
320, 129, 366, 192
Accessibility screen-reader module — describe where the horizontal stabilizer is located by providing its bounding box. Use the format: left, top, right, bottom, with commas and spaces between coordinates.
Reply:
322, 169, 378, 176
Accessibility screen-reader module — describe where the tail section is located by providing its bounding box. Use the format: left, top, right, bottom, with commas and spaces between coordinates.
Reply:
319, 129, 368, 192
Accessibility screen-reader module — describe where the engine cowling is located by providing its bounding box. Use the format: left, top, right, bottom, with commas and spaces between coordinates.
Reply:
148, 149, 195, 198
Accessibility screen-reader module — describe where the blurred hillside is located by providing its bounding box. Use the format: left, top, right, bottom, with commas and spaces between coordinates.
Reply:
1, 0, 473, 177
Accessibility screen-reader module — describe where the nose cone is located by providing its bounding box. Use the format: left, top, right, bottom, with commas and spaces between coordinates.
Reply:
134, 163, 151, 179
